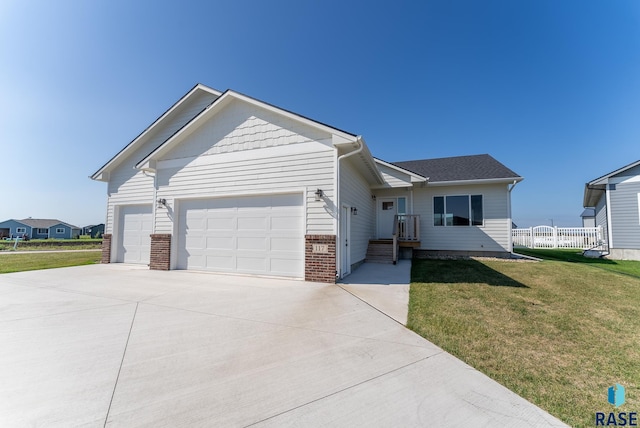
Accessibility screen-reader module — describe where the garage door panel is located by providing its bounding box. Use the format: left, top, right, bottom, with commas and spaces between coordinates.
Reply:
237, 237, 267, 251
206, 255, 234, 270
237, 216, 267, 231
206, 236, 234, 249
178, 194, 303, 277
207, 217, 235, 230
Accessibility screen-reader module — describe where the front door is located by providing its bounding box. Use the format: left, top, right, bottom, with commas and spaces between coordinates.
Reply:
377, 198, 397, 239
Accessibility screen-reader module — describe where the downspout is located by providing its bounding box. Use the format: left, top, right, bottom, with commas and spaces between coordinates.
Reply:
335, 136, 364, 279
508, 180, 518, 254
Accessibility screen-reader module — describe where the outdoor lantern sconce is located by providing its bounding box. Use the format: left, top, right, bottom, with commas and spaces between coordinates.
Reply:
156, 198, 167, 208
351, 207, 358, 215
314, 189, 324, 201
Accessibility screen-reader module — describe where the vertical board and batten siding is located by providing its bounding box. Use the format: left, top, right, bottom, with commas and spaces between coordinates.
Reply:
413, 183, 511, 251
153, 99, 337, 236
105, 90, 218, 233
339, 158, 376, 265
609, 177, 640, 249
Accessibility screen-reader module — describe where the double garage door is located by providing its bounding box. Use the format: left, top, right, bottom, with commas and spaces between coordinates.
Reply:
177, 194, 304, 278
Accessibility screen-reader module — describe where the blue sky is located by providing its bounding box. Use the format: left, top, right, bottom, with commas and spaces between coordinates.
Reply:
1, 0, 638, 227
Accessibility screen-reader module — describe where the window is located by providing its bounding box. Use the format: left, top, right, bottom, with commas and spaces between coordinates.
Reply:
56, 228, 65, 234
397, 197, 407, 215
37, 228, 48, 234
433, 195, 483, 226
16, 227, 26, 233
382, 201, 394, 210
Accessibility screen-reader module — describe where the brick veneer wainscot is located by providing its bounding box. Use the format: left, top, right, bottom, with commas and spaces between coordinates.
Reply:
150, 234, 171, 270
305, 235, 336, 283
101, 234, 112, 264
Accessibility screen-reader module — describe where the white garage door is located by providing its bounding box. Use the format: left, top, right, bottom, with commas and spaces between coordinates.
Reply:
116, 204, 153, 264
177, 194, 303, 277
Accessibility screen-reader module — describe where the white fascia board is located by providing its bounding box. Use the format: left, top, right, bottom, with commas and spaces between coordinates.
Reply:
588, 159, 640, 186
373, 158, 428, 183
427, 177, 524, 187
91, 84, 222, 180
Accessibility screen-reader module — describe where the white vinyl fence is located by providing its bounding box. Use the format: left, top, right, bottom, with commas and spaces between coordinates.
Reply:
512, 226, 604, 249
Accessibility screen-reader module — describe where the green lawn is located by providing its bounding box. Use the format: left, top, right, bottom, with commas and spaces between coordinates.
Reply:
0, 251, 101, 274
407, 257, 640, 427
0, 239, 102, 252
514, 247, 640, 278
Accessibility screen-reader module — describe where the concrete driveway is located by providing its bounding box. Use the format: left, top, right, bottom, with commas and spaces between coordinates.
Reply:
0, 264, 566, 427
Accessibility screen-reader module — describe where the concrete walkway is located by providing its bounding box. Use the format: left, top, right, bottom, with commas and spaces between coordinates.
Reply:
338, 260, 411, 325
0, 264, 567, 427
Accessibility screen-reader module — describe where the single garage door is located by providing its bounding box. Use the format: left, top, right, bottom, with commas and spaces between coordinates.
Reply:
177, 194, 303, 277
116, 204, 153, 264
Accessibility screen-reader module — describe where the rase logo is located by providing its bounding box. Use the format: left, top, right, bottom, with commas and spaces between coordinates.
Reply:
596, 384, 637, 426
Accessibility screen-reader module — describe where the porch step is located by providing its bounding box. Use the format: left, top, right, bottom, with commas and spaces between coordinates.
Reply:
365, 240, 394, 264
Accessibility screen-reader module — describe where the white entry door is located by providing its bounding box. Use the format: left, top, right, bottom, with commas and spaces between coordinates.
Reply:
116, 204, 153, 264
177, 194, 303, 278
377, 198, 397, 239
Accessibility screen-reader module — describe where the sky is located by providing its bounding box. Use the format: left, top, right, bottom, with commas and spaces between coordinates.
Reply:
1, 0, 639, 228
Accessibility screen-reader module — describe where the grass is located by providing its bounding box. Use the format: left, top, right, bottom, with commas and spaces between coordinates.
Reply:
407, 257, 640, 427
514, 247, 640, 278
0, 239, 102, 252
0, 251, 101, 274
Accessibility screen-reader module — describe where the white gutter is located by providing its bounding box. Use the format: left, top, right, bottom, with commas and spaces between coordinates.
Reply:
335, 137, 364, 278
507, 180, 518, 252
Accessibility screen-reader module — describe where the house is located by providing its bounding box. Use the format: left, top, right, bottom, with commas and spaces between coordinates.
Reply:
580, 208, 596, 228
0, 218, 81, 239
584, 160, 640, 260
83, 224, 105, 238
91, 84, 522, 282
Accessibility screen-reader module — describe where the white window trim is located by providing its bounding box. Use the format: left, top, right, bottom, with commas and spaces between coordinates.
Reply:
56, 228, 65, 234
16, 227, 26, 233
433, 194, 485, 227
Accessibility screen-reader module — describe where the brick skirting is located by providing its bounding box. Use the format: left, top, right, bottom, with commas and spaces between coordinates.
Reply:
101, 234, 112, 264
150, 234, 171, 270
305, 235, 336, 283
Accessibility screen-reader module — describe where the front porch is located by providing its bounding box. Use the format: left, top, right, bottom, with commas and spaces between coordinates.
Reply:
366, 214, 420, 264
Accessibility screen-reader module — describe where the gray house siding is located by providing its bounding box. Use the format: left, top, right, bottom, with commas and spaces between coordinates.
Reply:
595, 195, 608, 245
609, 180, 640, 249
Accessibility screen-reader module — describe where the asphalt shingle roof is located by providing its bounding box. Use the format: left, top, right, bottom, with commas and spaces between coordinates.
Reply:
18, 219, 79, 229
392, 154, 521, 183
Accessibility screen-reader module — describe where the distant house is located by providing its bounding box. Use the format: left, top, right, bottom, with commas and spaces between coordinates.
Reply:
83, 224, 105, 238
580, 208, 596, 228
0, 218, 81, 239
584, 159, 640, 260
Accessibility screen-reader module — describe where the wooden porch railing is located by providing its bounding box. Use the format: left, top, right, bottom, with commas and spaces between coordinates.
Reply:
392, 214, 420, 264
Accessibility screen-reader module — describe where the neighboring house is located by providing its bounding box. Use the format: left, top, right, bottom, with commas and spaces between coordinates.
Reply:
0, 218, 81, 239
580, 208, 596, 228
91, 84, 522, 282
584, 160, 640, 260
83, 224, 105, 238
